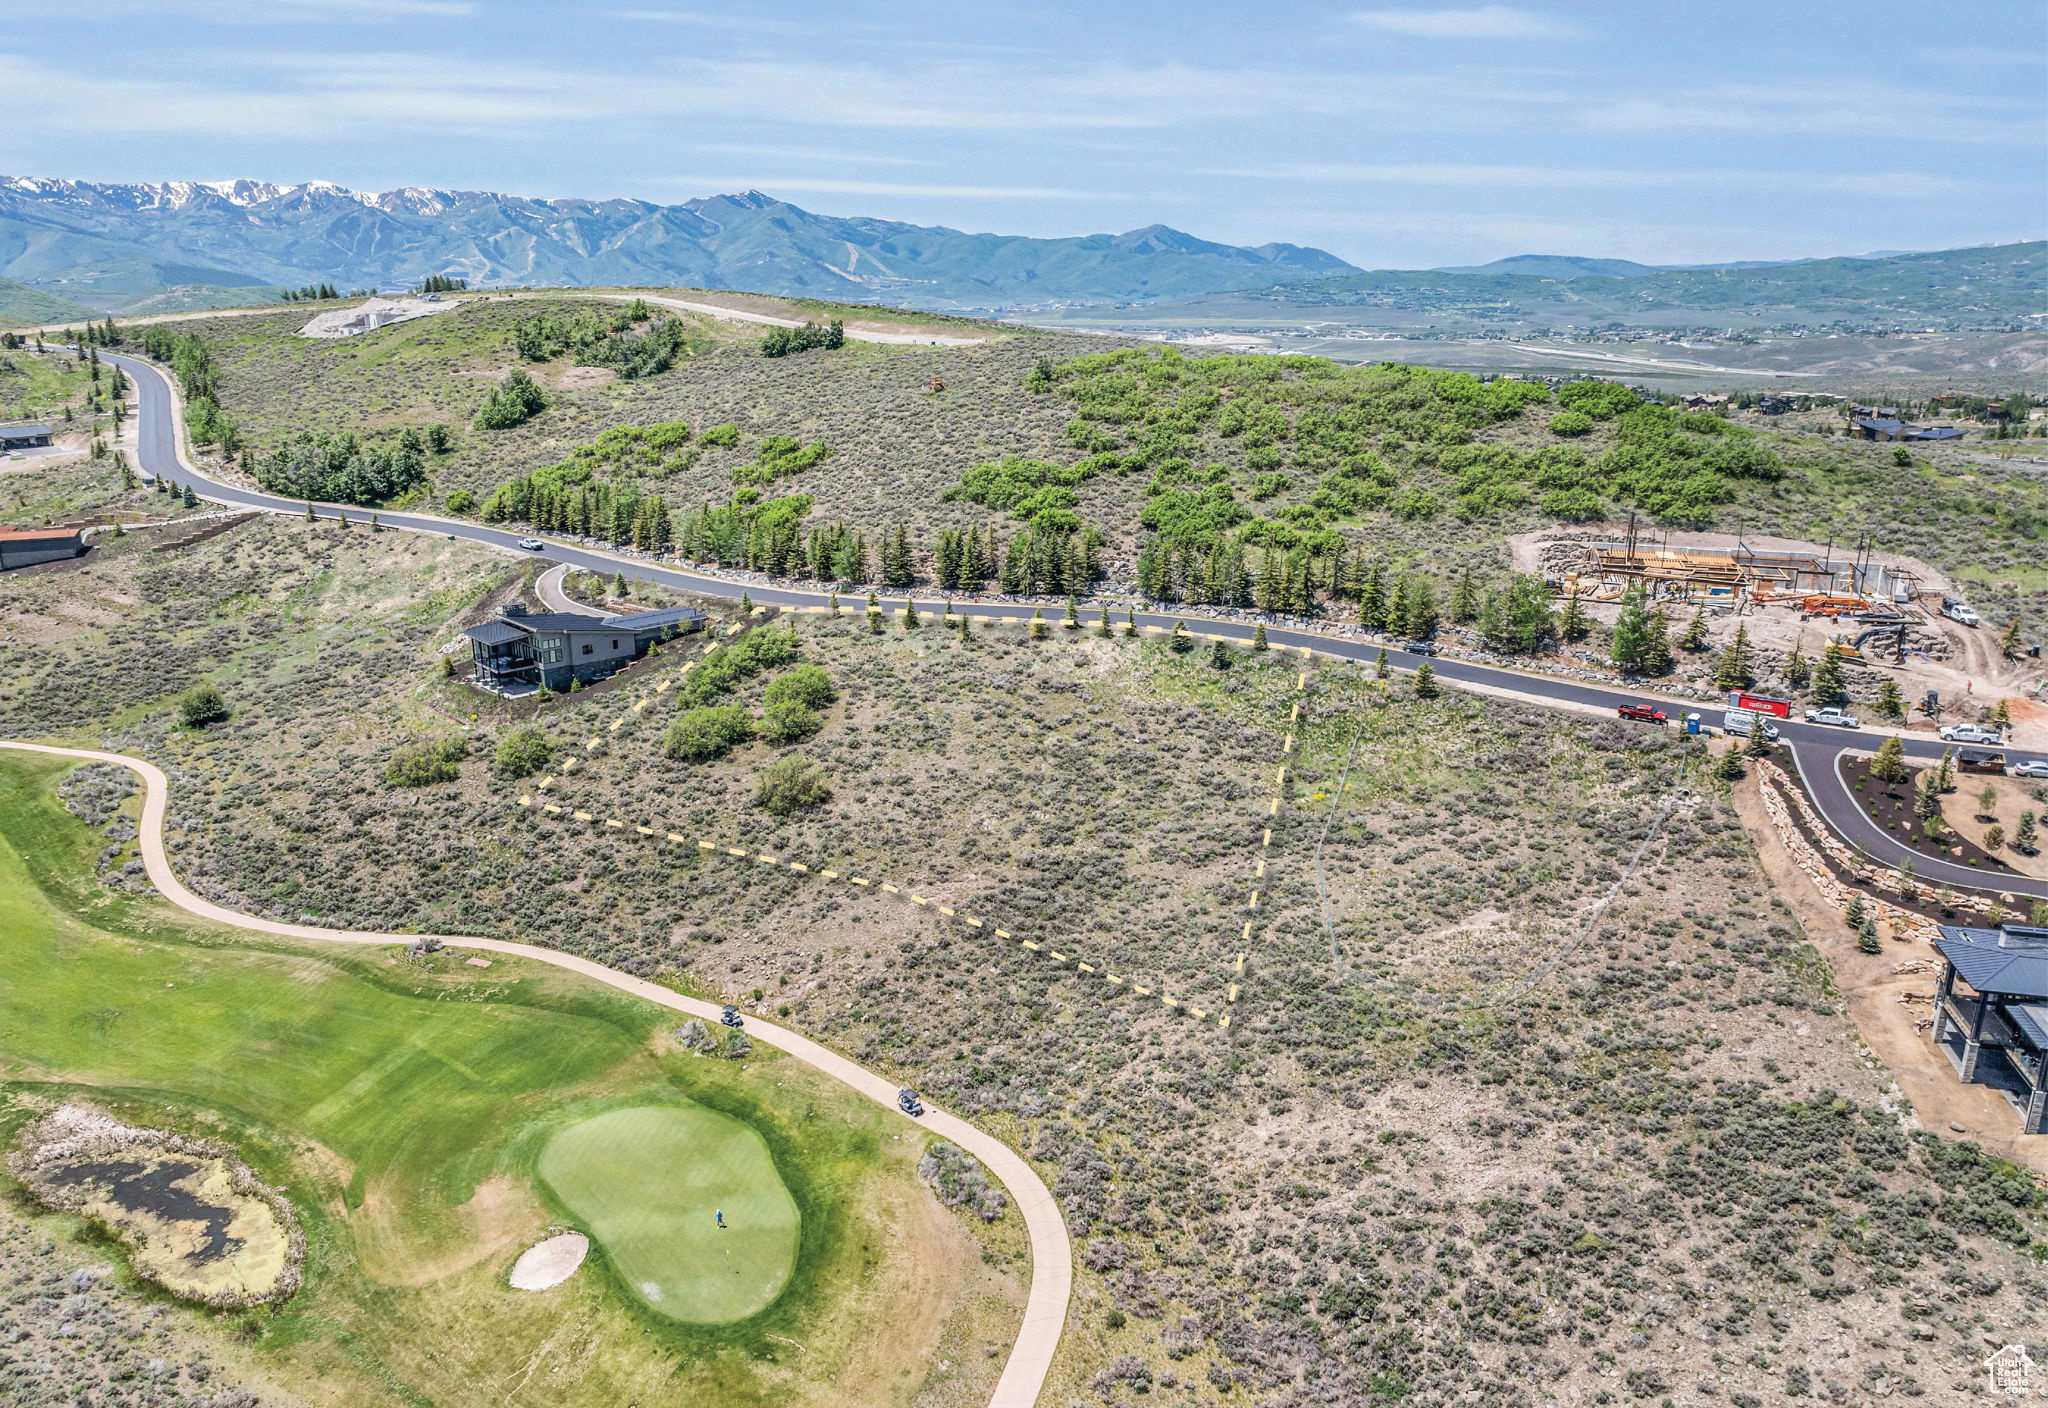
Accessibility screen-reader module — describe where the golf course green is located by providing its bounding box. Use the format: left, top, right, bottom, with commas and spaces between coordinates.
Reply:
539, 1105, 800, 1322
0, 751, 973, 1408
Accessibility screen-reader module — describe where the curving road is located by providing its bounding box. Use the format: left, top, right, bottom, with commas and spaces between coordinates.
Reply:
98, 346, 2046, 897
1789, 742, 2048, 900
0, 739, 1071, 1408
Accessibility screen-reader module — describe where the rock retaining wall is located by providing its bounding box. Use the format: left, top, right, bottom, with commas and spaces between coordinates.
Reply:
1755, 760, 2027, 941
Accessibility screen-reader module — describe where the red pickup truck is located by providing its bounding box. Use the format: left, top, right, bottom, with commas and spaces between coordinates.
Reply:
1617, 704, 1668, 724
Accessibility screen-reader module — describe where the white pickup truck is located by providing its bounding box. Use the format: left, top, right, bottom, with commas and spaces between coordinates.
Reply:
1941, 600, 1981, 627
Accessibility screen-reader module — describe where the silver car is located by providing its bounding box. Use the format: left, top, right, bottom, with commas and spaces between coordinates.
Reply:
2013, 759, 2048, 779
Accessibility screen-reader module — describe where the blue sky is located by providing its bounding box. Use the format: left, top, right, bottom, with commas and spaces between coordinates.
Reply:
3, 0, 2041, 267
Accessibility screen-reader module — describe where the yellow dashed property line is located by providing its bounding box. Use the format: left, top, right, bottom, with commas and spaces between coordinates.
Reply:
1227, 661, 1313, 1014
516, 803, 1226, 1026
536, 775, 553, 790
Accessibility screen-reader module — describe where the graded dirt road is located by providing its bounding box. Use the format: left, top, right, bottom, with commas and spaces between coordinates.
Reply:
0, 739, 1071, 1408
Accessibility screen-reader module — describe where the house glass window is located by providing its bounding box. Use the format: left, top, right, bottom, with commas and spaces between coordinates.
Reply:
536, 638, 563, 664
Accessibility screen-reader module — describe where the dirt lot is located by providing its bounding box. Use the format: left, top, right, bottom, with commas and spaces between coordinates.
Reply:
1942, 772, 2048, 880
1729, 773, 2048, 1176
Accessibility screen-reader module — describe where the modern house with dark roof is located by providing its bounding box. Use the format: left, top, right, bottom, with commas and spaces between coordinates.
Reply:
1851, 418, 1966, 443
1932, 923, 2048, 1135
0, 423, 53, 450
0, 526, 85, 570
463, 601, 706, 696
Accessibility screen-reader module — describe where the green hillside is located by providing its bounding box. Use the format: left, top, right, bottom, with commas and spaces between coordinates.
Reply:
0, 275, 93, 327
1068, 241, 2047, 332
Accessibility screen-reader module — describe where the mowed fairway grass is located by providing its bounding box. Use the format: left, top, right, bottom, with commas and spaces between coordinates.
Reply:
541, 1106, 800, 1322
0, 753, 987, 1408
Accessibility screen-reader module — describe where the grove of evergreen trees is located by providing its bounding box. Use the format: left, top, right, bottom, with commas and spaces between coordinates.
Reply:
473, 368, 548, 429
759, 319, 844, 357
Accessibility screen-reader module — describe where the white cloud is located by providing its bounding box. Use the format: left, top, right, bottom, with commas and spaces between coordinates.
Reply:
1348, 6, 1570, 38
1207, 163, 1690, 189
1202, 162, 1981, 197
680, 178, 1094, 200
65, 0, 475, 19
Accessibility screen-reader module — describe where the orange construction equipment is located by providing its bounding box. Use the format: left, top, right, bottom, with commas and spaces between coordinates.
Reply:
1798, 593, 1869, 617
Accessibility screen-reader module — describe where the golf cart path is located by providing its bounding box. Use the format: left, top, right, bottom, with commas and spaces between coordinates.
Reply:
0, 739, 1071, 1408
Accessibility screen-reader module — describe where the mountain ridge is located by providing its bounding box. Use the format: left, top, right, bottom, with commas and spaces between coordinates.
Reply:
0, 175, 1358, 315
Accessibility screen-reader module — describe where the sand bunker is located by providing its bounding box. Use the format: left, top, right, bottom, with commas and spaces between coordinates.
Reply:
509, 1231, 589, 1290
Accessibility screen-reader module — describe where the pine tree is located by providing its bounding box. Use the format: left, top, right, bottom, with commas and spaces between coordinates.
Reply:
1252, 623, 1268, 651
1638, 608, 1672, 676
181, 483, 196, 508
1869, 735, 1909, 785
1874, 678, 1905, 720
2000, 617, 2023, 659
1714, 624, 1755, 690
1210, 640, 1233, 670
1401, 578, 1438, 640
1744, 716, 1774, 758
1254, 552, 1283, 614
1856, 921, 1883, 955
2013, 809, 2038, 855
1448, 568, 1479, 625
1123, 609, 1138, 638
1810, 643, 1849, 706
1844, 894, 1866, 929
1412, 662, 1439, 699
1784, 647, 1811, 691
1030, 608, 1048, 640
1557, 590, 1589, 642
880, 522, 915, 589
1169, 619, 1192, 653
612, 572, 626, 598
1990, 696, 2012, 729
1095, 608, 1112, 638
1063, 594, 1081, 629
305, 502, 315, 522
1358, 563, 1387, 631
1374, 648, 1389, 680
1677, 608, 1709, 652
828, 588, 840, 615
1716, 745, 1746, 781
866, 590, 883, 634
902, 598, 919, 629
1386, 575, 1409, 637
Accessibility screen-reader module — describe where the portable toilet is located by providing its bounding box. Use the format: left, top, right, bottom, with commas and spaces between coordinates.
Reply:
1684, 712, 1702, 735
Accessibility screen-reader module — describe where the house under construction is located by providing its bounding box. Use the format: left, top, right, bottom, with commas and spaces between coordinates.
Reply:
1561, 531, 1919, 607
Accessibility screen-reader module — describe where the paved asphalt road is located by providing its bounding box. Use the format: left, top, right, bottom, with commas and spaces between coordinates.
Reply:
105, 348, 2047, 898
1789, 743, 2048, 900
